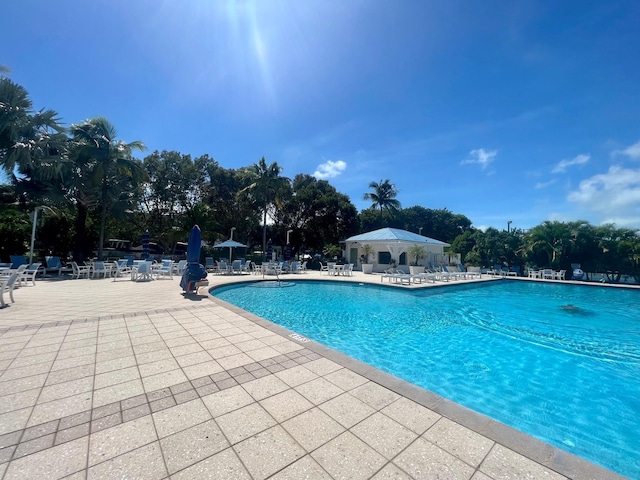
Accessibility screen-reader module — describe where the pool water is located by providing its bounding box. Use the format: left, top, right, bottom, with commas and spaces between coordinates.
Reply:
212, 280, 640, 477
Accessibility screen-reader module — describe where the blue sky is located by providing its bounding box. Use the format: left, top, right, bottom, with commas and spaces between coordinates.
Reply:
3, 0, 640, 230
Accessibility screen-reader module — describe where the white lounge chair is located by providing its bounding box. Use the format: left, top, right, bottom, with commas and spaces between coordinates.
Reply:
155, 259, 173, 279
132, 261, 153, 281
20, 263, 42, 286
1, 264, 27, 287
0, 272, 20, 307
71, 261, 91, 279
112, 259, 131, 281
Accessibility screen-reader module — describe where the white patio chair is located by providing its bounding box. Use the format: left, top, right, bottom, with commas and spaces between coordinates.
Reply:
1, 264, 27, 287
71, 262, 91, 280
155, 259, 173, 279
92, 261, 110, 279
20, 263, 42, 286
0, 272, 20, 307
112, 259, 132, 281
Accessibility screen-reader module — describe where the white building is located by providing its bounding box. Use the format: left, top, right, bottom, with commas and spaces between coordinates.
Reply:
343, 227, 451, 273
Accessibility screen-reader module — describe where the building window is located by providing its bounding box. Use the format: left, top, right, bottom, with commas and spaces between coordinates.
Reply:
399, 252, 407, 265
378, 252, 391, 264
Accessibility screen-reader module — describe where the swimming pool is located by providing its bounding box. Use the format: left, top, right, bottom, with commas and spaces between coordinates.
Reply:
212, 280, 640, 478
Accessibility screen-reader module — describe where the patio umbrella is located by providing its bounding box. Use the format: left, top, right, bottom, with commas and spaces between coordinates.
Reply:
284, 242, 291, 261
266, 239, 273, 262
214, 239, 248, 263
180, 225, 207, 293
141, 230, 150, 260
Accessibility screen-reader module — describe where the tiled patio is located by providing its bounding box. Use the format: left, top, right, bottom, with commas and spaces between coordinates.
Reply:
0, 271, 624, 479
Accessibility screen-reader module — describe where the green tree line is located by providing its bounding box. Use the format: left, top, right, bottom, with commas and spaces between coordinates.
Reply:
2, 70, 639, 280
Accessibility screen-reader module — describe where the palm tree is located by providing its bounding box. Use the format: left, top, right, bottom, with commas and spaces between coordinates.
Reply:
363, 179, 401, 220
70, 117, 146, 260
0, 75, 66, 185
240, 157, 290, 260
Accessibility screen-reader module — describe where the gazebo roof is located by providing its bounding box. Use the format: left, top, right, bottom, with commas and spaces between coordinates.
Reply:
344, 227, 449, 246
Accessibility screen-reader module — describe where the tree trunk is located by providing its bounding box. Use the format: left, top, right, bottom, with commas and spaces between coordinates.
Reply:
262, 203, 267, 262
98, 180, 108, 260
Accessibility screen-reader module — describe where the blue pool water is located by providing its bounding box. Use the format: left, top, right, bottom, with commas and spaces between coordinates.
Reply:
212, 280, 640, 477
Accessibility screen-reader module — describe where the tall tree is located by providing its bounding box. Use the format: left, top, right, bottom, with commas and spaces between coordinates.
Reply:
363, 179, 401, 220
0, 74, 66, 190
239, 157, 290, 260
70, 117, 146, 260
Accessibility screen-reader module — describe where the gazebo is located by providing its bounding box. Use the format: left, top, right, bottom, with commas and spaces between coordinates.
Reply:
343, 227, 450, 273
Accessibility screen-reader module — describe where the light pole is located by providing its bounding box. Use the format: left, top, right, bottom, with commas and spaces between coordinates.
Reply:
507, 221, 512, 233
418, 227, 423, 236
286, 229, 293, 244
29, 206, 53, 265
229, 227, 236, 261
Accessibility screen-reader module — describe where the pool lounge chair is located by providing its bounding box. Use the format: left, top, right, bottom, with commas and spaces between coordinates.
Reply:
553, 269, 566, 280
205, 257, 216, 273
71, 262, 91, 280
542, 268, 554, 280
44, 256, 67, 277
20, 263, 41, 286
0, 272, 20, 307
9, 255, 28, 268
155, 259, 173, 279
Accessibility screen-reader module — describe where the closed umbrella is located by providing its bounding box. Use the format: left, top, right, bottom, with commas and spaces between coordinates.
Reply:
180, 225, 208, 293
267, 239, 273, 262
142, 230, 150, 260
284, 242, 291, 261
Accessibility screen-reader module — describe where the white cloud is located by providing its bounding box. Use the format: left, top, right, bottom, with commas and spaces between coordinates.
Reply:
313, 160, 347, 179
551, 154, 589, 173
461, 148, 496, 170
567, 166, 640, 227
612, 140, 640, 160
534, 179, 557, 189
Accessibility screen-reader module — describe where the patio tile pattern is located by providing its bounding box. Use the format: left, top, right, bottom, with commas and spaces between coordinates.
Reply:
0, 271, 625, 479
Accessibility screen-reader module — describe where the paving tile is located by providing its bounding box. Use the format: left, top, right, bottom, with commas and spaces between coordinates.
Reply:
324, 368, 368, 390
122, 403, 152, 423
312, 431, 387, 480
91, 411, 122, 433
241, 374, 289, 401
273, 365, 319, 387
171, 447, 251, 480
352, 412, 418, 460
282, 407, 345, 451
234, 425, 305, 480
294, 377, 344, 405
96, 346, 134, 362
269, 454, 333, 480
152, 398, 212, 438
201, 385, 254, 418
147, 388, 172, 402
175, 351, 214, 368
27, 393, 93, 427
94, 355, 137, 375
216, 403, 277, 444
214, 377, 237, 390
88, 415, 157, 466
260, 389, 314, 422
8, 351, 57, 369
175, 389, 199, 404
39, 376, 94, 403
94, 365, 140, 389
55, 422, 90, 445
138, 358, 180, 377
393, 436, 475, 479
0, 444, 16, 464
216, 352, 254, 370
56, 345, 96, 360
160, 419, 229, 474
169, 342, 203, 357
196, 383, 220, 396
121, 393, 147, 410
0, 362, 52, 382
0, 373, 47, 397
51, 353, 95, 372
133, 341, 166, 355
22, 418, 59, 441
45, 364, 94, 386
370, 463, 415, 479
271, 341, 305, 355
381, 397, 441, 434
0, 388, 40, 414
150, 396, 177, 412
182, 361, 224, 380
142, 369, 188, 392
87, 441, 167, 480
0, 430, 21, 449
351, 382, 401, 410
3, 436, 88, 480
424, 417, 495, 467
13, 432, 55, 458
93, 378, 144, 408
479, 443, 567, 480
60, 410, 91, 429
